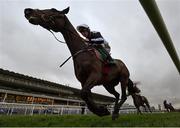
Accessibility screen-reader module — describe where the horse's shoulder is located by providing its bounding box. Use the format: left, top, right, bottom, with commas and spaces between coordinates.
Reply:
114, 59, 125, 66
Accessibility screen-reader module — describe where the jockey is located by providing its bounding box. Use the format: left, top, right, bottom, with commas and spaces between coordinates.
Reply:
76, 24, 114, 64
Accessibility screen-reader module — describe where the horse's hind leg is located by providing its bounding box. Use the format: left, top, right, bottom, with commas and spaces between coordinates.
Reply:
103, 84, 120, 106
103, 84, 120, 115
112, 78, 128, 120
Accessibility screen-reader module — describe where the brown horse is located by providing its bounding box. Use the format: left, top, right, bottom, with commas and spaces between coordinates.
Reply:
24, 7, 139, 120
129, 85, 152, 114
132, 94, 152, 114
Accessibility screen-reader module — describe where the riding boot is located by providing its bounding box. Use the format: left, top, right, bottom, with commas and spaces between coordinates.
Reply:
103, 49, 114, 65
98, 46, 114, 64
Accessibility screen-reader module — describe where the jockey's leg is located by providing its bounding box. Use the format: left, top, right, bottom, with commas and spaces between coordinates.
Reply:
93, 44, 114, 63
99, 46, 114, 63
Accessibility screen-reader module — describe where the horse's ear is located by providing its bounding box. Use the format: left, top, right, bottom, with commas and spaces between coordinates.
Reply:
61, 7, 70, 14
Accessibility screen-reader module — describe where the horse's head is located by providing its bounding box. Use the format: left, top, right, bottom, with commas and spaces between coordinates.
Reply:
133, 85, 141, 94
24, 7, 69, 32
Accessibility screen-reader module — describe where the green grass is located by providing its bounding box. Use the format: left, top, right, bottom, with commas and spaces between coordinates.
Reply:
0, 112, 180, 127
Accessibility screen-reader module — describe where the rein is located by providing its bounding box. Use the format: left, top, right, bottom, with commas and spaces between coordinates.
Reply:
48, 30, 66, 44
48, 30, 93, 68
59, 48, 94, 67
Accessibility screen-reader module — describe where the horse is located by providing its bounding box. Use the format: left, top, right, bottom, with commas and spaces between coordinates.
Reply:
24, 7, 139, 120
163, 100, 175, 112
128, 85, 151, 114
132, 94, 152, 114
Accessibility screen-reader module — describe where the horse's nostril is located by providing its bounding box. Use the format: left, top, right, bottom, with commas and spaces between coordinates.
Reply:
24, 8, 33, 15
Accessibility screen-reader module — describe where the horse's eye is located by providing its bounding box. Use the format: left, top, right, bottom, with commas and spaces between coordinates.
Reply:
51, 8, 57, 12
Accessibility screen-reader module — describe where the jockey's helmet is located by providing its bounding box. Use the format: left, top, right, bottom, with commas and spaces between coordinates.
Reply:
76, 24, 90, 32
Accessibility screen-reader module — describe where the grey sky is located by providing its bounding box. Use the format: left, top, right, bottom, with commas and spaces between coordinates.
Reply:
0, 0, 180, 109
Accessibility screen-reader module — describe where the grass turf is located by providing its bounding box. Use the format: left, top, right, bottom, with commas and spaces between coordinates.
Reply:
0, 112, 180, 127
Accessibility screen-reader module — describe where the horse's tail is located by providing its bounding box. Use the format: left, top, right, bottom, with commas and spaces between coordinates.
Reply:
127, 79, 141, 94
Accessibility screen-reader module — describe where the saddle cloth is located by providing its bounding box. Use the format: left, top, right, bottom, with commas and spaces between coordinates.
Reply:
93, 49, 111, 79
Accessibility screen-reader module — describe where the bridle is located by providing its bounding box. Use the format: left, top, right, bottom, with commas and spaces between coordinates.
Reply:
40, 12, 88, 45
40, 13, 67, 44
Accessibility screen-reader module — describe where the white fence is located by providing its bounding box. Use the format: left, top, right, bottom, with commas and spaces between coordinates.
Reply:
0, 102, 91, 115
0, 102, 141, 116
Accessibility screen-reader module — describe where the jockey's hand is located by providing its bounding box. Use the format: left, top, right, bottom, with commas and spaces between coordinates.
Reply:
82, 38, 90, 44
81, 37, 89, 42
83, 38, 89, 42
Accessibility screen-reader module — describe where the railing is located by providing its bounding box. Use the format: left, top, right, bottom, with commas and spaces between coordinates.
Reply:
0, 102, 91, 115
0, 102, 143, 116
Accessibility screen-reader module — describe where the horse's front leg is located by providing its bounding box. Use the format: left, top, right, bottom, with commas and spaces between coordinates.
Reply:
80, 72, 110, 117
137, 107, 142, 114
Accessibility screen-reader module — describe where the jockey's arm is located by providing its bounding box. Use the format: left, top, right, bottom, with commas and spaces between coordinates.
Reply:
90, 31, 112, 53
90, 31, 105, 45
91, 38, 104, 44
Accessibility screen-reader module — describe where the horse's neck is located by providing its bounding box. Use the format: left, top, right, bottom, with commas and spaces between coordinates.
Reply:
131, 94, 137, 100
132, 94, 141, 100
61, 16, 87, 55
141, 96, 145, 100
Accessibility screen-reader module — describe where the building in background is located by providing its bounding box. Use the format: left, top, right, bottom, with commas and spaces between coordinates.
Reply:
0, 68, 115, 106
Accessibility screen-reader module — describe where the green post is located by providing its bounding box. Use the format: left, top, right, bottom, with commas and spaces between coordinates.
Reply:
139, 0, 180, 74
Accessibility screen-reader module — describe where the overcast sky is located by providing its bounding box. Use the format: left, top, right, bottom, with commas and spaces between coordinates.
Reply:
0, 0, 180, 109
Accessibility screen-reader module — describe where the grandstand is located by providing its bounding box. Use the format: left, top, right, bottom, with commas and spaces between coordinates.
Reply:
0, 68, 138, 115
0, 68, 116, 105
0, 68, 117, 115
